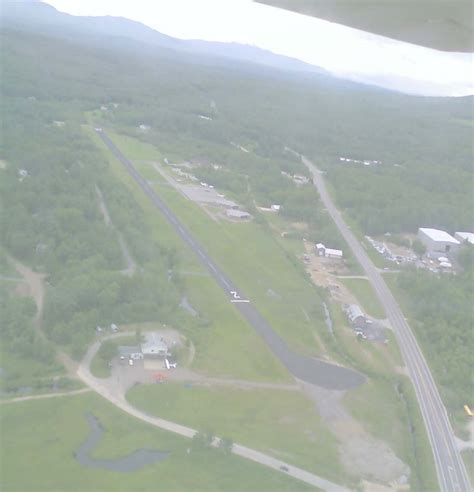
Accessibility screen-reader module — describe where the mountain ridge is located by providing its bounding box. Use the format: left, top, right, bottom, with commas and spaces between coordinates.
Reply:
1, 1, 329, 77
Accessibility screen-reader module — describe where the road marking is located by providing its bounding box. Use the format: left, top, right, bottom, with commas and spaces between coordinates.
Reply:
220, 277, 230, 288
231, 299, 250, 303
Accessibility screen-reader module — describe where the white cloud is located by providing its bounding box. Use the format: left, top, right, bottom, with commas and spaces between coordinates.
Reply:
43, 0, 474, 96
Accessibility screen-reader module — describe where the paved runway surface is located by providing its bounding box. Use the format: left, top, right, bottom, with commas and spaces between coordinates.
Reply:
303, 156, 471, 492
96, 129, 365, 391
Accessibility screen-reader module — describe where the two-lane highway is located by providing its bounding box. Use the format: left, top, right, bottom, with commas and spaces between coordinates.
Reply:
303, 156, 471, 492
96, 129, 365, 391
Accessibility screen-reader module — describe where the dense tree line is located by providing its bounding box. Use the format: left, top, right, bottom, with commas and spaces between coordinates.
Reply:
3, 25, 470, 238
395, 248, 474, 411
0, 296, 54, 365
324, 161, 473, 235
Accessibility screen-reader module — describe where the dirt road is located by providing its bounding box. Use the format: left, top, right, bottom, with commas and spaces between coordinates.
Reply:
1, 388, 91, 404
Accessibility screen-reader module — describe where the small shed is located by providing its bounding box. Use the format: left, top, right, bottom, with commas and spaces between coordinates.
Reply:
118, 346, 143, 360
315, 243, 326, 256
226, 209, 251, 220
347, 304, 366, 328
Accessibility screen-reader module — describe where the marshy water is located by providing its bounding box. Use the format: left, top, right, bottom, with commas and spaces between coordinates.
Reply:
75, 413, 169, 472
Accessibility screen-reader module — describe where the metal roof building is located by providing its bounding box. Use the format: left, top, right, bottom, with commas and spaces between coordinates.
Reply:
141, 333, 169, 358
347, 304, 366, 328
118, 346, 143, 359
226, 209, 251, 219
324, 248, 343, 259
455, 232, 474, 245
418, 228, 460, 256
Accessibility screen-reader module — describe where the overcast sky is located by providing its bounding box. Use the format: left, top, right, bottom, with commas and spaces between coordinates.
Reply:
44, 0, 473, 96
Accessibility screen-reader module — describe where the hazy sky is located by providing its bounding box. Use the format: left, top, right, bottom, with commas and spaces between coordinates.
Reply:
44, 0, 473, 96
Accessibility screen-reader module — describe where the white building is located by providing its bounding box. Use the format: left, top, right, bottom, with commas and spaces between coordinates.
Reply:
324, 248, 343, 259
315, 243, 343, 259
417, 228, 460, 256
315, 243, 326, 256
141, 333, 169, 358
347, 305, 366, 328
226, 209, 251, 220
454, 232, 474, 245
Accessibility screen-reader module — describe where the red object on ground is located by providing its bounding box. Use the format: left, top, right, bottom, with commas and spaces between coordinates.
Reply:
153, 372, 166, 381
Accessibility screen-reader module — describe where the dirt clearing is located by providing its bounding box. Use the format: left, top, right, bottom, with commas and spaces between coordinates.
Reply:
302, 383, 410, 485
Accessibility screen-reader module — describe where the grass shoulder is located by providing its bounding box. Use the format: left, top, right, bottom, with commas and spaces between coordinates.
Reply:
339, 277, 385, 319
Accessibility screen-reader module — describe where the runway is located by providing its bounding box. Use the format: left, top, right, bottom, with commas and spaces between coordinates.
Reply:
96, 129, 365, 391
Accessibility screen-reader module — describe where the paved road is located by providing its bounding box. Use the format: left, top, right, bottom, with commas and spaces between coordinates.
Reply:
96, 129, 364, 391
77, 337, 351, 492
303, 156, 471, 492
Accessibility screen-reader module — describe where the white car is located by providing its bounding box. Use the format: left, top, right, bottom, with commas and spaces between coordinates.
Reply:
128, 359, 134, 366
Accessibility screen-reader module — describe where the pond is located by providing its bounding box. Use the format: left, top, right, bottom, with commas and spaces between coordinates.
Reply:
75, 413, 169, 472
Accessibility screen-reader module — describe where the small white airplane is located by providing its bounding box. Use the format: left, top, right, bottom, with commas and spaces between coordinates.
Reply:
165, 359, 177, 370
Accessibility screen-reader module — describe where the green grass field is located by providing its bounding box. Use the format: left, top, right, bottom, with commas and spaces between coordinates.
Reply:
0, 346, 68, 398
181, 275, 290, 381
463, 450, 474, 485
0, 249, 20, 278
0, 392, 314, 491
127, 382, 348, 485
339, 278, 385, 319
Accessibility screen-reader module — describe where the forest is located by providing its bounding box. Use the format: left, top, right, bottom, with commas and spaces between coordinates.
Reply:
394, 247, 474, 412
1, 94, 181, 362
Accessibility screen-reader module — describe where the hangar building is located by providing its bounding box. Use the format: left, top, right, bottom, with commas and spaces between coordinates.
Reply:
347, 304, 366, 329
455, 232, 474, 245
417, 228, 460, 257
